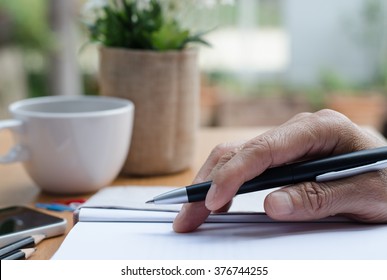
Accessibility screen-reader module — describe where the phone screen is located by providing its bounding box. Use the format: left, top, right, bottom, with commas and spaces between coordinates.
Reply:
0, 206, 65, 236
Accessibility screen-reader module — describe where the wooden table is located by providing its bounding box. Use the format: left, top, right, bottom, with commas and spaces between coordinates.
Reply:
0, 127, 269, 259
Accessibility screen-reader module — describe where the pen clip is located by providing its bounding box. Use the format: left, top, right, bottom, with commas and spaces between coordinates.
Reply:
316, 159, 387, 182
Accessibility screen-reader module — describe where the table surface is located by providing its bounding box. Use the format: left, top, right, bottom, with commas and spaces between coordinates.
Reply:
0, 126, 270, 259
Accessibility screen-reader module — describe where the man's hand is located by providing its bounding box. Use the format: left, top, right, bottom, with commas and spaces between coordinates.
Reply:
173, 110, 387, 233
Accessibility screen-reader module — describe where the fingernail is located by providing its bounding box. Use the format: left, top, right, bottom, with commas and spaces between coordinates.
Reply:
268, 191, 294, 216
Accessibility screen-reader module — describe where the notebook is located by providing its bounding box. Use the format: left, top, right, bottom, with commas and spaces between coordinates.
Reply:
52, 186, 387, 260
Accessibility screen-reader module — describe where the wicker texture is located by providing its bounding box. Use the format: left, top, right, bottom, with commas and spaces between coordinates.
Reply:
99, 47, 199, 175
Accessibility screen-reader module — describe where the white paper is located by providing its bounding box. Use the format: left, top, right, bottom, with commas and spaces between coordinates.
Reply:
80, 185, 271, 212
80, 186, 182, 211
52, 186, 387, 260
53, 221, 387, 260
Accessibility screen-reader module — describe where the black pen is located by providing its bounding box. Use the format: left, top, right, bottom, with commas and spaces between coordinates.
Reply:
146, 146, 387, 204
0, 248, 36, 260
0, 234, 45, 258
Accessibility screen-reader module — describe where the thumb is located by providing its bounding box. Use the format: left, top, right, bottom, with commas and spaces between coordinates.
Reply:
263, 183, 336, 221
263, 173, 387, 222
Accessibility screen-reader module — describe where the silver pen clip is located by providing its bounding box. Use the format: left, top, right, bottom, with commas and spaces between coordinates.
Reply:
316, 159, 387, 182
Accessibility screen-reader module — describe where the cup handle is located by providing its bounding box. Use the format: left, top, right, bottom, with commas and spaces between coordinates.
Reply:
0, 119, 28, 163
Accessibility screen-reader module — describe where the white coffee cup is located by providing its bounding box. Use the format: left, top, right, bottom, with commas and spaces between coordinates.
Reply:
0, 95, 134, 194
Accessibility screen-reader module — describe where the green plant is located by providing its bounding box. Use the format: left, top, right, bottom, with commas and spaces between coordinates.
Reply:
0, 0, 53, 51
83, 0, 213, 51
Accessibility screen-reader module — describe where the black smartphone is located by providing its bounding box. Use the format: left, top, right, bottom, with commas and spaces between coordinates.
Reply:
0, 206, 67, 247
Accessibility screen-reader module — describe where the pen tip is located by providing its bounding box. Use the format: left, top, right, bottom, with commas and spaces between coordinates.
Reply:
145, 200, 154, 204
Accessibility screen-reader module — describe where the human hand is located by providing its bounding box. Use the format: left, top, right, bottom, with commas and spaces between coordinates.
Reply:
173, 110, 387, 233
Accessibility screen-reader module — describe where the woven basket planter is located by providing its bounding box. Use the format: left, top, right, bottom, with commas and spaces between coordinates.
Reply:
99, 47, 199, 175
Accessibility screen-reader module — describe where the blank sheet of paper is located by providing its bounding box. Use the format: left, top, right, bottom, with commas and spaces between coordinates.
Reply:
52, 186, 387, 260
52, 220, 387, 260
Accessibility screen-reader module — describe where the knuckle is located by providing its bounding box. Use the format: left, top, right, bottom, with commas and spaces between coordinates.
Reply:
242, 135, 274, 166
314, 109, 351, 126
246, 136, 271, 153
293, 112, 312, 120
207, 143, 239, 174
307, 109, 364, 149
210, 143, 231, 159
315, 108, 349, 121
295, 182, 334, 215
315, 108, 339, 118
218, 150, 237, 166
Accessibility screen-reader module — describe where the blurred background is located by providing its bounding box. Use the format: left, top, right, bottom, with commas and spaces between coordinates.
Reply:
1, 0, 387, 134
